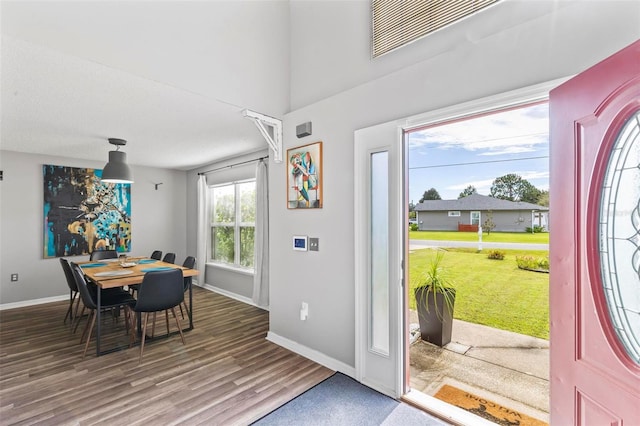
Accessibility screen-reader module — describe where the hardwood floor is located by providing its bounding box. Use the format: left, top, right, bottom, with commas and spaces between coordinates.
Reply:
0, 287, 334, 425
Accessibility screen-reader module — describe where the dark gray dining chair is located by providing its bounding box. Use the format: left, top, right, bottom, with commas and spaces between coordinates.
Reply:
179, 256, 196, 319
69, 262, 137, 359
60, 258, 80, 324
90, 250, 118, 261
150, 250, 162, 260
162, 252, 176, 264
132, 268, 186, 363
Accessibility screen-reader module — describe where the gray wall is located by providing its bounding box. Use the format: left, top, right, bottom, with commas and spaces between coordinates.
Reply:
0, 150, 187, 305
266, 1, 639, 368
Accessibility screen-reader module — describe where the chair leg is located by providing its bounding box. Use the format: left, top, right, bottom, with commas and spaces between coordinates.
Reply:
64, 290, 74, 324
139, 312, 149, 364
165, 310, 170, 336
73, 306, 86, 336
128, 308, 137, 348
79, 310, 92, 344
151, 312, 157, 338
82, 310, 96, 359
73, 293, 82, 319
182, 300, 190, 319
170, 307, 185, 345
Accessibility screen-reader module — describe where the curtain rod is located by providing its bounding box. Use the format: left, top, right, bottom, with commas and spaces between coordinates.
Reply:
198, 156, 268, 176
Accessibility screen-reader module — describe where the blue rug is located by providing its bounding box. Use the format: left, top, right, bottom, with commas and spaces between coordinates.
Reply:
252, 373, 447, 425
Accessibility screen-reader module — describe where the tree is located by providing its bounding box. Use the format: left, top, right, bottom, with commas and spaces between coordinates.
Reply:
520, 181, 542, 204
458, 185, 477, 199
482, 210, 496, 235
419, 188, 441, 202
537, 190, 549, 207
489, 173, 542, 202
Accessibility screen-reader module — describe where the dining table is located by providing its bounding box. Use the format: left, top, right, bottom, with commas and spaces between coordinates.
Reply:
79, 257, 198, 356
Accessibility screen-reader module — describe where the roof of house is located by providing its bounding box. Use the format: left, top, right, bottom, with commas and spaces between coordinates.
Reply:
414, 194, 548, 212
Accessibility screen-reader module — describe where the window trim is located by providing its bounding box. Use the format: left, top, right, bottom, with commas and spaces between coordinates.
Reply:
448, 211, 461, 217
209, 179, 256, 270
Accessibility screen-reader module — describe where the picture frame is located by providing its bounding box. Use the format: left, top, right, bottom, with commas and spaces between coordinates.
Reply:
43, 164, 131, 258
287, 141, 323, 209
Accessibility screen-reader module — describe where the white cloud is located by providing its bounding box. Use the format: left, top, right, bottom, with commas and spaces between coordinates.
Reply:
409, 103, 549, 156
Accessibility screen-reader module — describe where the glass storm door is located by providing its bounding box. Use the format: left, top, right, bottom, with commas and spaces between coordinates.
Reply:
354, 121, 404, 397
549, 40, 640, 425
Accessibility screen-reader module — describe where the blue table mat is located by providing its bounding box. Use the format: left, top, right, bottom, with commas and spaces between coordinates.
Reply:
141, 267, 175, 272
80, 263, 104, 268
138, 259, 158, 264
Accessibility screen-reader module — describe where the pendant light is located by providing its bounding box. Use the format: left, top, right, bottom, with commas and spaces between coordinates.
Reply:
101, 138, 134, 183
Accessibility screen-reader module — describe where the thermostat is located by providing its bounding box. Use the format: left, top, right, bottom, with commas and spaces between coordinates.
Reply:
293, 235, 308, 251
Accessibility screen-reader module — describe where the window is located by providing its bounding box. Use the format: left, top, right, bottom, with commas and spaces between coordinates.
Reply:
372, 0, 499, 58
210, 180, 256, 269
448, 211, 461, 217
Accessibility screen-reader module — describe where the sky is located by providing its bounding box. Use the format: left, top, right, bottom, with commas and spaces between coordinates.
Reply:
408, 102, 549, 204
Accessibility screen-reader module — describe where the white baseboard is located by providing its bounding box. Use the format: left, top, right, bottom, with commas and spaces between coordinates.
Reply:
0, 294, 68, 311
266, 331, 356, 378
199, 282, 267, 310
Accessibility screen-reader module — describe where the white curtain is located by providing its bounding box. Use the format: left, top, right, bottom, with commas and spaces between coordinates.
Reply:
252, 159, 269, 308
196, 174, 208, 286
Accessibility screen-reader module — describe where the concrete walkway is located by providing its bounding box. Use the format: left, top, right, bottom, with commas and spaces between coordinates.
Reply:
409, 316, 549, 424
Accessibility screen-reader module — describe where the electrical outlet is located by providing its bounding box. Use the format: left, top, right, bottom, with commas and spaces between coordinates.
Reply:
11, 273, 18, 282
309, 237, 319, 251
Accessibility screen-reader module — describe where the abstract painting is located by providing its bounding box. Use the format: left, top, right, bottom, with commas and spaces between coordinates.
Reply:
287, 141, 323, 209
43, 165, 131, 258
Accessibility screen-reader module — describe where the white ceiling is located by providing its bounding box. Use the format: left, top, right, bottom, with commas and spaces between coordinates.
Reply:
0, 1, 290, 170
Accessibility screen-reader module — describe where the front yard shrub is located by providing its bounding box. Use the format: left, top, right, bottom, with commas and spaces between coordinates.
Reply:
409, 223, 419, 232
516, 255, 549, 272
487, 250, 506, 260
525, 225, 546, 233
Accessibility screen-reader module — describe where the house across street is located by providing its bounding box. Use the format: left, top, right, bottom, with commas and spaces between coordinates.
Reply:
414, 194, 548, 233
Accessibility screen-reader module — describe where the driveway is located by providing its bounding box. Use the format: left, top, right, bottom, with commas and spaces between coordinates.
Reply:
410, 239, 548, 251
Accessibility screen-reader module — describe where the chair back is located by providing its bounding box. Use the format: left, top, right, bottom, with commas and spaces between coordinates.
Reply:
182, 256, 196, 291
60, 258, 78, 292
135, 269, 184, 312
70, 263, 97, 310
182, 256, 196, 269
90, 250, 118, 261
162, 253, 176, 264
150, 250, 163, 260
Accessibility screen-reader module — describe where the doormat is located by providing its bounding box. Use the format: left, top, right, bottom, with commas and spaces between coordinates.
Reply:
433, 384, 548, 426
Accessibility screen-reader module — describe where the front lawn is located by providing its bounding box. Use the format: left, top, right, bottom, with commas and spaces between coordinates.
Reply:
410, 230, 549, 244
409, 247, 549, 339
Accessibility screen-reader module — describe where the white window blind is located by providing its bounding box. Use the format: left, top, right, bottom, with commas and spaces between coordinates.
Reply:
372, 0, 499, 58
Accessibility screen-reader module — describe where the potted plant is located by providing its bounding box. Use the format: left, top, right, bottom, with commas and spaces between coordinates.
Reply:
413, 250, 456, 347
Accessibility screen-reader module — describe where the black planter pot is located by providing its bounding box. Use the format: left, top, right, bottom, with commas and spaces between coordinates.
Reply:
414, 286, 456, 347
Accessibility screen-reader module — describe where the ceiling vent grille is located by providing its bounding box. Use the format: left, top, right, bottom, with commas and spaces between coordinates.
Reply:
372, 0, 499, 58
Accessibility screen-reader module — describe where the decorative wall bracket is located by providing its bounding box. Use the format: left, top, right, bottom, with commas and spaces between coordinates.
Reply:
242, 109, 283, 163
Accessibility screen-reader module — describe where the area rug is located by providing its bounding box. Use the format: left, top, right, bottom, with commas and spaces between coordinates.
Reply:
252, 372, 447, 425
434, 384, 548, 426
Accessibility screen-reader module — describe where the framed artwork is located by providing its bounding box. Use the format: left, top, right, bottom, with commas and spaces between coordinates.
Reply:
43, 164, 131, 258
287, 141, 323, 209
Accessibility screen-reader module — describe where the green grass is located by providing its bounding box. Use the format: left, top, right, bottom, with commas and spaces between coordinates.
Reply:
409, 247, 549, 339
409, 230, 549, 244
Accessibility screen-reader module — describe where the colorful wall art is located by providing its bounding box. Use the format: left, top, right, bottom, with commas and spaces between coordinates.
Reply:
43, 165, 131, 258
287, 141, 323, 209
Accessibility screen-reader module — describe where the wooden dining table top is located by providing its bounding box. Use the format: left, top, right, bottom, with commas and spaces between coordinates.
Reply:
78, 257, 198, 289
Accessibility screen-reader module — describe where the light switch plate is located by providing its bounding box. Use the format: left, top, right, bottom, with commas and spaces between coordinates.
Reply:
309, 237, 319, 251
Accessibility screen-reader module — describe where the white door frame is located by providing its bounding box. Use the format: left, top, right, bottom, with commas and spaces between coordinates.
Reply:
354, 121, 405, 398
355, 78, 567, 418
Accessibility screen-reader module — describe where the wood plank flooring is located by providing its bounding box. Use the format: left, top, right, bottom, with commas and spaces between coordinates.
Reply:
0, 287, 334, 425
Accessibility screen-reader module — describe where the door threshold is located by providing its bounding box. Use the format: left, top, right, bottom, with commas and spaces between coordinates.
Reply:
402, 389, 495, 426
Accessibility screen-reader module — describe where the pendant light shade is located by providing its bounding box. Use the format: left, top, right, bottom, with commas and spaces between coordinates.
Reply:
101, 138, 134, 183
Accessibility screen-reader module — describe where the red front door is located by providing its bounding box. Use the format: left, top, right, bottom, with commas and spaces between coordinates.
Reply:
549, 40, 640, 425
